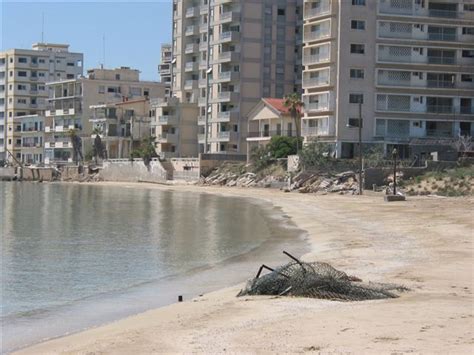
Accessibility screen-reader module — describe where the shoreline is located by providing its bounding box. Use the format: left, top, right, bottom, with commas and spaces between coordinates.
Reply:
13, 182, 474, 354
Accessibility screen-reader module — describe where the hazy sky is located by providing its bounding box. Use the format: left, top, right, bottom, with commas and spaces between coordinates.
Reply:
1, 0, 173, 81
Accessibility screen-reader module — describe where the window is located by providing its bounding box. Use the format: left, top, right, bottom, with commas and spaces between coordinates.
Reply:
144, 89, 150, 96
349, 94, 364, 104
17, 84, 27, 90
67, 62, 75, 67
464, 4, 474, 11
107, 86, 120, 93
115, 74, 121, 80
18, 57, 28, 63
39, 58, 46, 63
462, 27, 474, 35
66, 74, 74, 79
98, 86, 105, 93
56, 59, 61, 63
351, 20, 365, 30
462, 50, 474, 58
350, 44, 365, 54
350, 69, 364, 79
130, 87, 142, 96
352, 0, 365, 5
461, 74, 473, 82
39, 72, 45, 77
348, 118, 363, 127
18, 71, 27, 77
277, 8, 285, 16
17, 98, 27, 104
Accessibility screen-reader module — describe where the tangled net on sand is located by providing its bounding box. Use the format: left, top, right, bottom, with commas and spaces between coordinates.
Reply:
237, 252, 409, 302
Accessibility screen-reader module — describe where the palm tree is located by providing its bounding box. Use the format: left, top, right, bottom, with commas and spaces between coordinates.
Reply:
283, 93, 304, 152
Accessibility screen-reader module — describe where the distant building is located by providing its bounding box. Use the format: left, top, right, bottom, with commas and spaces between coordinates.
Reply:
0, 43, 83, 162
45, 67, 166, 164
162, 0, 303, 156
89, 98, 153, 159
158, 44, 173, 97
302, 0, 474, 160
14, 114, 44, 165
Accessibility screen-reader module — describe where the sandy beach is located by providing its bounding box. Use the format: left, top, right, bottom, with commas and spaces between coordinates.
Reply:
14, 183, 474, 354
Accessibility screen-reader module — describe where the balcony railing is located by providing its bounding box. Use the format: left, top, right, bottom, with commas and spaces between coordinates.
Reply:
427, 33, 457, 41
304, 1, 331, 19
247, 130, 294, 138
426, 129, 453, 137
303, 54, 330, 65
302, 77, 330, 88
428, 9, 459, 18
426, 80, 455, 88
460, 106, 473, 114
426, 105, 455, 113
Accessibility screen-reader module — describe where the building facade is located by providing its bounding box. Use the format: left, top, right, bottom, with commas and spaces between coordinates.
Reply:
302, 0, 474, 159
0, 43, 83, 162
158, 44, 173, 97
167, 0, 303, 156
45, 67, 165, 164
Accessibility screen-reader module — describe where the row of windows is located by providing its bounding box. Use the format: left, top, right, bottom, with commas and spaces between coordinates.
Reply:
13, 57, 76, 66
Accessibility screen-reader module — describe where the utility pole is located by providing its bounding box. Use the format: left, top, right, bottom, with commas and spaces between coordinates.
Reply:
392, 148, 398, 195
358, 102, 363, 195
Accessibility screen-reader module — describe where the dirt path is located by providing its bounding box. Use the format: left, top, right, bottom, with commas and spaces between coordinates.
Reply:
15, 185, 474, 354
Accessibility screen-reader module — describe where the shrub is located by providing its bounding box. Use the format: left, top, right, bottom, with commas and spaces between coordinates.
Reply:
267, 136, 302, 159
298, 140, 334, 170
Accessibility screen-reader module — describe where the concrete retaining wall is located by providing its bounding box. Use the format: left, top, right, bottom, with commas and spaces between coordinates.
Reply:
18, 167, 54, 181
101, 159, 167, 182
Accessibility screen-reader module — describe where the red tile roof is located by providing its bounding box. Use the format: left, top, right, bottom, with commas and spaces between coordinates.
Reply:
262, 98, 301, 115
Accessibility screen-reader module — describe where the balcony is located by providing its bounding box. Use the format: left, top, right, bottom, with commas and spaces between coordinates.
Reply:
209, 91, 239, 103
200, 5, 208, 15
214, 51, 240, 63
247, 130, 294, 141
304, 0, 331, 20
184, 80, 198, 90
157, 115, 178, 125
214, 31, 240, 44
185, 61, 198, 72
211, 71, 238, 83
157, 132, 178, 144
215, 109, 239, 122
302, 74, 330, 89
303, 93, 331, 113
214, 11, 240, 24
185, 25, 198, 36
209, 131, 237, 143
377, 47, 457, 65
303, 30, 331, 42
185, 43, 199, 54
426, 105, 455, 114
185, 7, 198, 18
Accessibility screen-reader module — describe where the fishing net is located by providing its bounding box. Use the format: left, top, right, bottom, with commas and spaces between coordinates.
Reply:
237, 260, 408, 301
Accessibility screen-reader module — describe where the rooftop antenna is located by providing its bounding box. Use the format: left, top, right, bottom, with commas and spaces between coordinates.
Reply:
41, 12, 45, 43
102, 34, 106, 69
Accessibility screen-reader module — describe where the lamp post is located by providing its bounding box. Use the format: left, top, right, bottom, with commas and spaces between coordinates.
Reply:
392, 147, 398, 195
346, 102, 363, 195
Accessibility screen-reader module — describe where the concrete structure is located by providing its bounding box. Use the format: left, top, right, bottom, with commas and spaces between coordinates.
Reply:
14, 114, 44, 164
169, 0, 303, 155
151, 97, 199, 158
0, 43, 83, 162
45, 67, 165, 164
90, 98, 153, 159
302, 0, 474, 159
158, 44, 173, 97
246, 98, 299, 154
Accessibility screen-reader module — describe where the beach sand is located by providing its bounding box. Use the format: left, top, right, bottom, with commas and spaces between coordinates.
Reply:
14, 183, 474, 354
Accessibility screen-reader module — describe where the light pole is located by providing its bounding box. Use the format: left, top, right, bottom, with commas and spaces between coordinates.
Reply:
392, 147, 398, 195
358, 102, 363, 195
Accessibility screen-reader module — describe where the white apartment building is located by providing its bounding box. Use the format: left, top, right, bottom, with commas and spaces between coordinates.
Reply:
160, 0, 303, 156
0, 43, 83, 162
302, 0, 474, 159
45, 67, 165, 164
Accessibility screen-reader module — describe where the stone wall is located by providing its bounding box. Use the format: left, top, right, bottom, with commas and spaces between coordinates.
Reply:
18, 167, 54, 181
101, 159, 167, 182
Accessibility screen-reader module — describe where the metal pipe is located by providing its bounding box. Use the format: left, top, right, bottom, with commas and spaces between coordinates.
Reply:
203, 0, 212, 153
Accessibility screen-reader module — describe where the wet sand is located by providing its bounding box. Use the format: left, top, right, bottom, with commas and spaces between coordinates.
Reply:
14, 184, 474, 354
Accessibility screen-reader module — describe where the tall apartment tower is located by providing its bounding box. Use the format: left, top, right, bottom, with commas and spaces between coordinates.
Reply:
0, 43, 83, 162
168, 0, 303, 155
158, 44, 173, 97
302, 0, 474, 159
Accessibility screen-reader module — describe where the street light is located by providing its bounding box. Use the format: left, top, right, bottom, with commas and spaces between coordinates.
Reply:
346, 102, 363, 195
392, 147, 398, 195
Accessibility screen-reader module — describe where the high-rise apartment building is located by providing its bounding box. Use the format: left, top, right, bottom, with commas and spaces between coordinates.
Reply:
302, 0, 474, 159
0, 43, 83, 162
158, 44, 173, 97
164, 0, 302, 155
45, 67, 165, 164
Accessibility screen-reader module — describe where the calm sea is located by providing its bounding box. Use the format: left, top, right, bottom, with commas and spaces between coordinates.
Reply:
0, 182, 307, 352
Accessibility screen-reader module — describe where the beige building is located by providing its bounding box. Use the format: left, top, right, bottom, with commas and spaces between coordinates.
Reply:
302, 0, 474, 159
0, 43, 83, 162
45, 67, 165, 164
166, 0, 303, 156
246, 98, 298, 153
158, 44, 173, 97
151, 97, 199, 158
90, 98, 153, 159
14, 114, 44, 164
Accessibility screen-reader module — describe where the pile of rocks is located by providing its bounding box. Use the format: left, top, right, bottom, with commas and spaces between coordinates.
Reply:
290, 170, 360, 195
201, 171, 288, 189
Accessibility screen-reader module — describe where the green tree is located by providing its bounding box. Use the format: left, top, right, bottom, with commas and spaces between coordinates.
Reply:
283, 93, 304, 152
267, 136, 302, 159
68, 129, 83, 164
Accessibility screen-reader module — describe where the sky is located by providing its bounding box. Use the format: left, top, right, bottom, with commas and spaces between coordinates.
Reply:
1, 0, 173, 81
